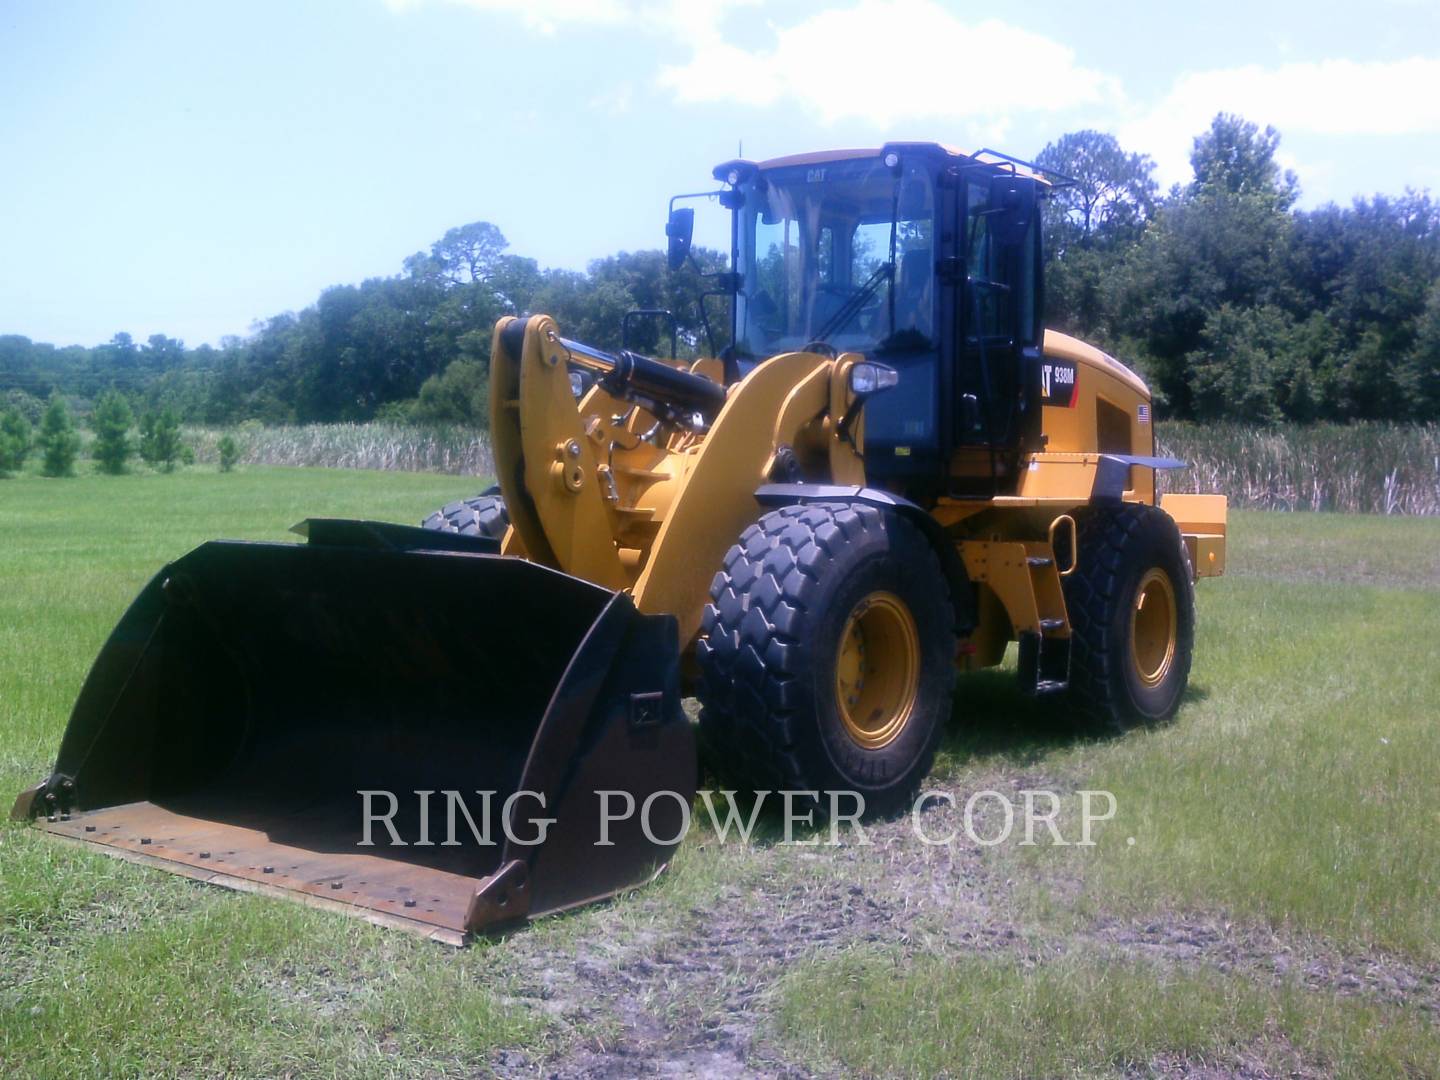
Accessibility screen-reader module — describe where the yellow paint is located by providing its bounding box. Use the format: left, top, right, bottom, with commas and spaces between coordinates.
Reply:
834, 591, 920, 750
485, 297, 1227, 673
496, 317, 628, 589
632, 351, 833, 643
1131, 568, 1178, 687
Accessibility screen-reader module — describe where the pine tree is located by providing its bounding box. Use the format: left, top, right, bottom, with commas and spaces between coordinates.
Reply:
217, 433, 240, 472
0, 407, 31, 476
139, 407, 184, 472
38, 397, 81, 478
91, 391, 135, 474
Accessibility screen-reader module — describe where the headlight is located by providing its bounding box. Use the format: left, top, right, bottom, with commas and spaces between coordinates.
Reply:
569, 372, 587, 398
848, 362, 899, 395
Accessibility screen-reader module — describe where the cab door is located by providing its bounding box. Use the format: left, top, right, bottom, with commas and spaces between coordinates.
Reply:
955, 172, 1043, 462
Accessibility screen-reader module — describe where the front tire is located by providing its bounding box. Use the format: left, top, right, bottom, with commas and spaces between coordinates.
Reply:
421, 488, 510, 541
1063, 504, 1195, 731
696, 502, 956, 818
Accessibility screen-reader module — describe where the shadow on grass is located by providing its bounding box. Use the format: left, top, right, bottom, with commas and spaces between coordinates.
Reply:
937, 671, 1209, 770
689, 673, 1211, 845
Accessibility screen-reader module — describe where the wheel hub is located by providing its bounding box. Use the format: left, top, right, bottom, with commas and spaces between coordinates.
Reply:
1131, 568, 1177, 688
834, 591, 920, 750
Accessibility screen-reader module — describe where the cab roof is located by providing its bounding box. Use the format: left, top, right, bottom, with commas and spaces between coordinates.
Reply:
713, 143, 1055, 185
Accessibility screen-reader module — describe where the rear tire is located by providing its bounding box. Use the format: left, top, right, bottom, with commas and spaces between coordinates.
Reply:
421, 489, 510, 541
696, 502, 956, 818
1063, 504, 1195, 732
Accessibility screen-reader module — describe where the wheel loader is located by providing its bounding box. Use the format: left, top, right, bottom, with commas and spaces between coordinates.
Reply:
14, 143, 1227, 943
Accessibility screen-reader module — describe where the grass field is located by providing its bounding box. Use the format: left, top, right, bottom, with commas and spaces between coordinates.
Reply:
2, 467, 1438, 1077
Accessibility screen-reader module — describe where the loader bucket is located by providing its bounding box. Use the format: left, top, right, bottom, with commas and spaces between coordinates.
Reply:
12, 520, 695, 944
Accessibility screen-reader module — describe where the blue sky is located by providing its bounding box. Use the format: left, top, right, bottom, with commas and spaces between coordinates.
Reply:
3, 0, 1438, 348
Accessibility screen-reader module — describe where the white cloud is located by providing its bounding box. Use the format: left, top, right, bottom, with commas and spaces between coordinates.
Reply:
588, 82, 635, 115
384, 0, 753, 36
1121, 57, 1440, 189
383, 0, 633, 34
656, 0, 1118, 129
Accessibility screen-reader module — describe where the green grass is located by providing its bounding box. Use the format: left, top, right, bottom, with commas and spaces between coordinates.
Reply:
781, 508, 1440, 1077
920, 510, 1440, 959
776, 949, 1440, 1079
948, 510, 1440, 960
1, 896, 541, 1077
3, 469, 1438, 1076
0, 467, 543, 1078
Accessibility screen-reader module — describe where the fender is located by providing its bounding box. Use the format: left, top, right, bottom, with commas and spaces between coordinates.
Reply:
754, 483, 975, 635
1093, 454, 1187, 505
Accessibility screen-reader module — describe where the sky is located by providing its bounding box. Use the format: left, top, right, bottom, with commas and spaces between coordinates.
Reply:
3, 0, 1439, 348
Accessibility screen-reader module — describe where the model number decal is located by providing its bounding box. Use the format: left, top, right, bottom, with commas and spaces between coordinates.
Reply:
1040, 359, 1078, 407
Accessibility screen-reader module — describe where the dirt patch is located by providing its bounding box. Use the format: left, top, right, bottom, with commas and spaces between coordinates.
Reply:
1088, 917, 1440, 1015
495, 875, 906, 1078
481, 769, 1436, 1077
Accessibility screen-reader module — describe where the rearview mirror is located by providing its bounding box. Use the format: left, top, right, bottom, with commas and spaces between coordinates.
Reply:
989, 174, 1038, 248
666, 207, 694, 271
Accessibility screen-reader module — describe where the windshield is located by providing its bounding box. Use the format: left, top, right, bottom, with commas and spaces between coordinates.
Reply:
734, 157, 936, 359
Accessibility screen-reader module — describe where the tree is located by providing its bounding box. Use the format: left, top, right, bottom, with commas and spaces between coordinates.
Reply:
217, 433, 240, 472
1190, 113, 1299, 210
1036, 130, 1158, 251
139, 407, 184, 472
90, 391, 135, 474
38, 396, 80, 477
5, 388, 44, 425
1408, 279, 1440, 417
1032, 131, 1158, 341
413, 359, 490, 425
1187, 304, 1292, 423
0, 407, 31, 476
413, 221, 509, 286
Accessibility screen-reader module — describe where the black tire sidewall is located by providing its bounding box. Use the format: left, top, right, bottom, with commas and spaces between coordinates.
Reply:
1104, 512, 1195, 722
794, 516, 954, 811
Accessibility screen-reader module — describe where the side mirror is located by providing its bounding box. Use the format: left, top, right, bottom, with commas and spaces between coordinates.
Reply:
666, 207, 694, 271
989, 174, 1038, 248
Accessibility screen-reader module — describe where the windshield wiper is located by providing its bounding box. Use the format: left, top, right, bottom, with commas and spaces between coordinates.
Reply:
811, 260, 894, 344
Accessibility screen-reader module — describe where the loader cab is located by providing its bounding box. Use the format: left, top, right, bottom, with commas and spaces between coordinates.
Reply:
716, 144, 1046, 503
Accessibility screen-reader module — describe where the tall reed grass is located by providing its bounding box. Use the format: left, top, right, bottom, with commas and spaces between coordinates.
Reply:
185, 421, 1440, 515
1157, 422, 1439, 515
187, 423, 494, 478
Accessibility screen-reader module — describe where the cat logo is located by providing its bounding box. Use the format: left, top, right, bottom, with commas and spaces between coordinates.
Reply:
1040, 359, 1078, 408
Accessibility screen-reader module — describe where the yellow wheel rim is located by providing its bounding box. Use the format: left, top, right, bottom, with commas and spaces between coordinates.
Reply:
834, 591, 920, 750
1131, 568, 1177, 688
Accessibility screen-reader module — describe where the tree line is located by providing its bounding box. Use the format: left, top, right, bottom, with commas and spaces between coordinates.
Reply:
1039, 114, 1440, 423
2, 112, 1437, 441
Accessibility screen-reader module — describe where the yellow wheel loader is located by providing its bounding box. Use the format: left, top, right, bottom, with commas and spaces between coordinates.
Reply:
14, 143, 1227, 942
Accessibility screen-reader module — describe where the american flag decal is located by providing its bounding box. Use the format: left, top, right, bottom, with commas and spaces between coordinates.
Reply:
1137, 404, 1150, 424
